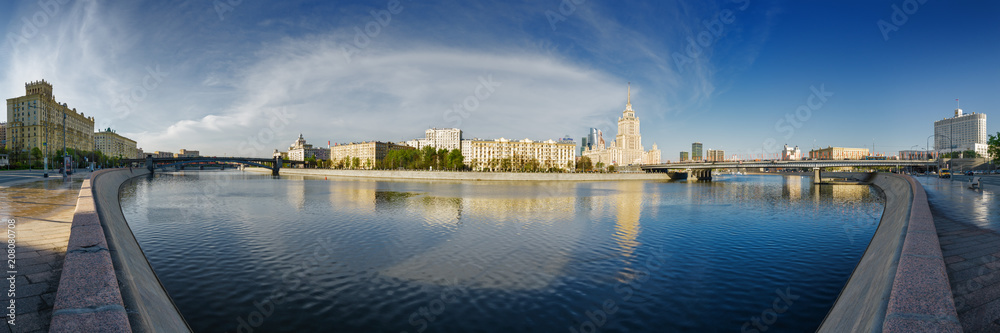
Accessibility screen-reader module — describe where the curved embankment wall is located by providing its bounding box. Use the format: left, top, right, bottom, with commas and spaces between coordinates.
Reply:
819, 173, 960, 332
51, 169, 190, 332
255, 167, 673, 181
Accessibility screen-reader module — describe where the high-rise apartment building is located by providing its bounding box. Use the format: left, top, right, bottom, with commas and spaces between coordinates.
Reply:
691, 142, 703, 161
706, 149, 725, 162
407, 128, 463, 151
934, 107, 988, 157
331, 141, 414, 169
680, 151, 689, 161
6, 80, 94, 154
94, 128, 139, 159
462, 137, 576, 171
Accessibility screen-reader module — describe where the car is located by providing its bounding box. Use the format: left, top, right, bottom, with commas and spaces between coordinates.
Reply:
967, 171, 974, 176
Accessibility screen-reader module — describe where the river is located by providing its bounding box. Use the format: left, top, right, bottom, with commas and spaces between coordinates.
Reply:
119, 171, 883, 332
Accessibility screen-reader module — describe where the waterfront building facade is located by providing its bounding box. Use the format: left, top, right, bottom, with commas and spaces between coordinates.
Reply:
582, 85, 661, 166
706, 149, 725, 162
406, 128, 463, 151
781, 144, 802, 161
177, 149, 200, 158
6, 80, 95, 154
287, 134, 329, 161
462, 137, 575, 171
808, 147, 870, 160
153, 151, 175, 158
934, 107, 988, 157
691, 142, 703, 161
331, 141, 414, 169
898, 150, 938, 160
94, 128, 139, 159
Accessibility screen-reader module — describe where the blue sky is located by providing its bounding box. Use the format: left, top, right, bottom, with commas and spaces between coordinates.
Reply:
2, 0, 998, 159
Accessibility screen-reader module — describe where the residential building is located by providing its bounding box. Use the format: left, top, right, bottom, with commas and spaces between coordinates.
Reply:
781, 144, 802, 161
582, 84, 662, 165
680, 151, 689, 162
406, 128, 463, 151
331, 141, 415, 169
934, 107, 988, 157
808, 146, 870, 160
153, 151, 174, 158
94, 128, 139, 159
286, 134, 329, 161
691, 142, 703, 161
462, 137, 576, 171
706, 149, 725, 162
898, 150, 938, 160
177, 149, 200, 158
6, 80, 95, 154
0, 122, 6, 149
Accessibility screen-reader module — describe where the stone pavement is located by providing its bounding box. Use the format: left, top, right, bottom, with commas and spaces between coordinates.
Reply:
921, 176, 1000, 332
0, 172, 89, 332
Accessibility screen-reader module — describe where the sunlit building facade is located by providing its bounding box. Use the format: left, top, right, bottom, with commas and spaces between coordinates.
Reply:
808, 146, 869, 160
934, 107, 988, 157
94, 128, 139, 159
462, 137, 576, 171
331, 141, 414, 169
6, 80, 95, 154
582, 85, 661, 166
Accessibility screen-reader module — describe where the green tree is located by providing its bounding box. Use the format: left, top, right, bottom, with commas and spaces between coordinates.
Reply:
595, 161, 605, 171
352, 157, 361, 169
30, 147, 42, 167
445, 149, 464, 170
500, 158, 512, 172
577, 156, 592, 172
608, 165, 616, 173
989, 132, 1000, 164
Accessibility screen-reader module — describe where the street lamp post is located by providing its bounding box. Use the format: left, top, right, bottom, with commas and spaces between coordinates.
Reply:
62, 113, 67, 178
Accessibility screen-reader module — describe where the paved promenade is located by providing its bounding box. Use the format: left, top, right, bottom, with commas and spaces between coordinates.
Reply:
920, 175, 1000, 332
0, 170, 90, 333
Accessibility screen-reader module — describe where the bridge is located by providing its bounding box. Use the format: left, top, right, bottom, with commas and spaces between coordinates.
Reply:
640, 160, 939, 182
122, 156, 301, 176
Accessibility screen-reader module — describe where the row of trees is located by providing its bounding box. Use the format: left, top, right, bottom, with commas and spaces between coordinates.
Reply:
0, 146, 125, 170
288, 147, 629, 173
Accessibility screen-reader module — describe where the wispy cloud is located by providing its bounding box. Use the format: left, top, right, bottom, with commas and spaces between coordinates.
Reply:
1, 0, 777, 156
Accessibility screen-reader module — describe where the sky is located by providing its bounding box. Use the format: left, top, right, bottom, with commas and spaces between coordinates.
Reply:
2, 0, 998, 159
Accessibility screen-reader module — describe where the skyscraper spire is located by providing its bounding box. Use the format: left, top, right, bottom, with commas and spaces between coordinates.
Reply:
625, 82, 633, 112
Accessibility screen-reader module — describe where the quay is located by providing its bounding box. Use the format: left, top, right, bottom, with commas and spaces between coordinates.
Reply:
5, 166, 992, 331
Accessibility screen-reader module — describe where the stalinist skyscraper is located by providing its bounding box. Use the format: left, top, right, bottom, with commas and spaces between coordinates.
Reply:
583, 84, 661, 166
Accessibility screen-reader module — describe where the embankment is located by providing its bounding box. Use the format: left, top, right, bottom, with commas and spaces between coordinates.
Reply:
253, 168, 672, 181
51, 168, 190, 332
818, 173, 960, 332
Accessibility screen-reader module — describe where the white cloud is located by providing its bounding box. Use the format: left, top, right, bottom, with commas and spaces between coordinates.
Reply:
135, 36, 627, 156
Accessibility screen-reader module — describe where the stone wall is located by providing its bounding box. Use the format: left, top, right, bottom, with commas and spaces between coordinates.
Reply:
256, 168, 672, 181
51, 168, 191, 332
818, 173, 959, 332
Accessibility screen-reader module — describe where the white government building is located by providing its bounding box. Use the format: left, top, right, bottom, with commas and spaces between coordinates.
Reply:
934, 106, 987, 157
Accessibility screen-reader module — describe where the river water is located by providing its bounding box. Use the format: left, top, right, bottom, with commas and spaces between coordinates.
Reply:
119, 171, 883, 332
